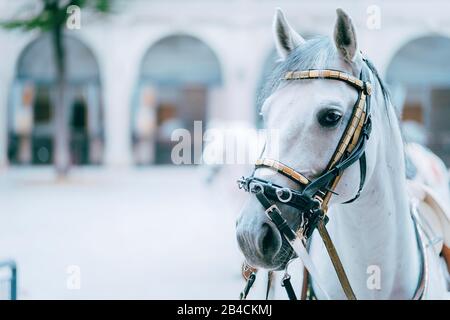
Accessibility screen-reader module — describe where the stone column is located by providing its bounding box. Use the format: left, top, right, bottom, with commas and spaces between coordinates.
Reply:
0, 44, 18, 169
0, 77, 8, 168
100, 30, 139, 167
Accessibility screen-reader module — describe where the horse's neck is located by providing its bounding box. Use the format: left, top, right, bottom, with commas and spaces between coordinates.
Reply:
312, 91, 421, 299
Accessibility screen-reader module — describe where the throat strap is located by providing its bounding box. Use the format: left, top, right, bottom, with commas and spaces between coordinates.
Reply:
342, 150, 367, 204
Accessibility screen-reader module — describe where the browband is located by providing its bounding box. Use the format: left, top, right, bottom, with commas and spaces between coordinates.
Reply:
284, 69, 372, 95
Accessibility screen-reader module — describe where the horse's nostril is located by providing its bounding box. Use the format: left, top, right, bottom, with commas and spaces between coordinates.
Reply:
257, 223, 280, 259
261, 224, 274, 254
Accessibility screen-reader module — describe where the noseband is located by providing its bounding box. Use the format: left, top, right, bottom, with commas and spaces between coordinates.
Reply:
238, 61, 374, 300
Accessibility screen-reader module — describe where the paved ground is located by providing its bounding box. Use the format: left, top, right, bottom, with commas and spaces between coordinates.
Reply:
0, 166, 248, 299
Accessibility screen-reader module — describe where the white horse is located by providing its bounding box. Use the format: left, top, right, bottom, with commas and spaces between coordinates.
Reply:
235, 8, 450, 299
406, 143, 450, 205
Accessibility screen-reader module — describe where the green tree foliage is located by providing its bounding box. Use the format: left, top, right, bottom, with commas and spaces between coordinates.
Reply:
1, 0, 111, 177
2, 0, 111, 31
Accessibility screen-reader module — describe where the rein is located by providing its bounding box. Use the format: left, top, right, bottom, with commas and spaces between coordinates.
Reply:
238, 59, 428, 300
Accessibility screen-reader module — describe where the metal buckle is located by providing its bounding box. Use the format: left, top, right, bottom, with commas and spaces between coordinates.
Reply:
364, 81, 372, 95
237, 177, 247, 190
313, 195, 324, 208
242, 262, 258, 281
295, 228, 305, 241
363, 116, 372, 137
250, 181, 265, 194
265, 204, 279, 215
282, 259, 295, 284
276, 187, 293, 203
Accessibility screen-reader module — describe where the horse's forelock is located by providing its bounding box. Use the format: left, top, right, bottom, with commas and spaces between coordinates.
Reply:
257, 36, 337, 111
257, 36, 393, 119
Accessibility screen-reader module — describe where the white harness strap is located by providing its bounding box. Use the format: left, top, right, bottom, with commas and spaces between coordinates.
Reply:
288, 234, 331, 299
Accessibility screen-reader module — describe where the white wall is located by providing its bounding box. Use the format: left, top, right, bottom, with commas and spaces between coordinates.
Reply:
1, 0, 450, 167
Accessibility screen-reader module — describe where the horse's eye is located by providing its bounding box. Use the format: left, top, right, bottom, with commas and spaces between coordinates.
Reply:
318, 109, 342, 127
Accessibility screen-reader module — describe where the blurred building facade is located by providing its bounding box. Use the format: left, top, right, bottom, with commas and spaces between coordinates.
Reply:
1, 0, 450, 167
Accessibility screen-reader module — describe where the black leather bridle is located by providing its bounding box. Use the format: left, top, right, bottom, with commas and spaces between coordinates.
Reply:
238, 58, 374, 300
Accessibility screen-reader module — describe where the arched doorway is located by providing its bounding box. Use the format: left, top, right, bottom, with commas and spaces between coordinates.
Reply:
386, 35, 450, 164
132, 34, 222, 165
8, 34, 103, 165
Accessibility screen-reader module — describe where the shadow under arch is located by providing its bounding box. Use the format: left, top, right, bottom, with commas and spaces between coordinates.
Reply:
385, 34, 450, 164
132, 33, 223, 165
8, 33, 104, 165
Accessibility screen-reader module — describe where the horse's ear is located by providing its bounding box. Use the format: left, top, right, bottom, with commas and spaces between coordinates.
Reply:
273, 8, 305, 60
333, 8, 360, 63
